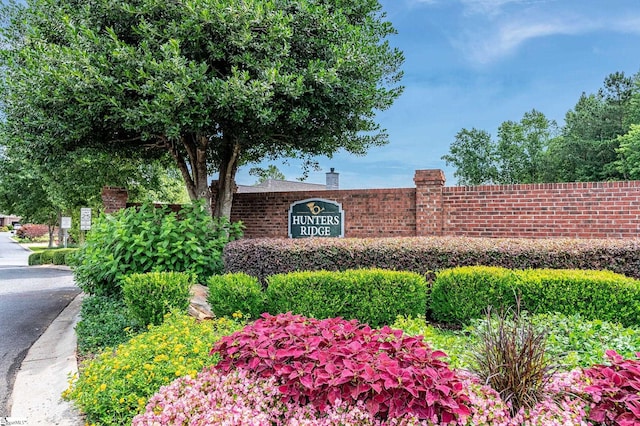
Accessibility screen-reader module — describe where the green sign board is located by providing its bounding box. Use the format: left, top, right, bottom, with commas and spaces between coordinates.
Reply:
288, 198, 344, 238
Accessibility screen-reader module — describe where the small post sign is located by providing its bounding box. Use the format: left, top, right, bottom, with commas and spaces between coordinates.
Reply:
80, 208, 92, 231
288, 198, 344, 238
60, 217, 72, 229
61, 216, 71, 248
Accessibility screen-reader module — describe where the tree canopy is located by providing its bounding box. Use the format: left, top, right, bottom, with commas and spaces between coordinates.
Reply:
0, 0, 404, 217
443, 71, 640, 185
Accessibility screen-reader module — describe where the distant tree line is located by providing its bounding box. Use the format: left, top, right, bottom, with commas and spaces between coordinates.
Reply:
442, 71, 640, 185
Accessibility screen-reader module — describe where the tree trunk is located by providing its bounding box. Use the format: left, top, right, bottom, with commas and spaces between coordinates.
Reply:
56, 210, 63, 247
214, 141, 241, 218
168, 134, 213, 215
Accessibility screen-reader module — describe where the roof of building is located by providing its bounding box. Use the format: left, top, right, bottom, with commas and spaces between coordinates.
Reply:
237, 179, 328, 193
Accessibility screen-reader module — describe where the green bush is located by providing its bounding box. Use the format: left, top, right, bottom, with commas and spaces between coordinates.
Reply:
224, 237, 640, 282
430, 266, 640, 326
75, 295, 139, 355
39, 249, 55, 264
52, 248, 77, 265
64, 313, 244, 426
518, 269, 640, 326
122, 272, 193, 327
430, 266, 519, 324
265, 269, 427, 327
0, 226, 9, 232
28, 252, 42, 265
206, 273, 265, 320
73, 201, 243, 296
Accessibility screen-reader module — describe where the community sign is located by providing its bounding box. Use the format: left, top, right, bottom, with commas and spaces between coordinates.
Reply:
288, 198, 344, 238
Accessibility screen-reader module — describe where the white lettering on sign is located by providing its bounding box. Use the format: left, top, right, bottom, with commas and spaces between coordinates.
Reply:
299, 226, 331, 236
291, 215, 340, 226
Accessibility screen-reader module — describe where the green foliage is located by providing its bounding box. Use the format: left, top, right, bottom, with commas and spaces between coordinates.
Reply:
430, 266, 519, 324
39, 249, 55, 264
0, 226, 9, 232
441, 110, 557, 185
1, 0, 404, 217
391, 315, 471, 369
517, 268, 640, 326
393, 312, 640, 372
75, 296, 139, 355
73, 202, 243, 296
123, 272, 193, 327
206, 273, 265, 320
64, 313, 244, 426
441, 128, 498, 185
224, 236, 640, 282
526, 313, 640, 369
265, 269, 427, 328
28, 252, 42, 266
430, 266, 640, 326
30, 248, 78, 265
52, 248, 77, 265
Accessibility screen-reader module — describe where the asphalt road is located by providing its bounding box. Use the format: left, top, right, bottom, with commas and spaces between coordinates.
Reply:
0, 232, 79, 416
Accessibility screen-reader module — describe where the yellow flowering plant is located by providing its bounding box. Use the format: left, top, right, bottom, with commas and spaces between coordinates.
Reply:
63, 313, 243, 426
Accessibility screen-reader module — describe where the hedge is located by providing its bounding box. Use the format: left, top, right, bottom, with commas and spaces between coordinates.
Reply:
265, 269, 427, 327
430, 266, 640, 327
207, 273, 265, 320
28, 248, 78, 266
122, 271, 194, 327
224, 237, 640, 281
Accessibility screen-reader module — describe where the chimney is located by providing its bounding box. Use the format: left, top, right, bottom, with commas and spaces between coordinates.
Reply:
325, 168, 339, 190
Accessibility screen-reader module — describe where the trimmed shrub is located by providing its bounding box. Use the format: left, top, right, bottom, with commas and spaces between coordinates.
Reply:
211, 312, 471, 423
75, 295, 139, 355
64, 313, 244, 426
430, 266, 519, 324
518, 268, 640, 326
430, 266, 640, 326
265, 269, 427, 327
206, 273, 265, 320
73, 202, 243, 296
224, 237, 640, 282
52, 248, 77, 265
28, 252, 42, 266
122, 271, 193, 326
39, 249, 55, 264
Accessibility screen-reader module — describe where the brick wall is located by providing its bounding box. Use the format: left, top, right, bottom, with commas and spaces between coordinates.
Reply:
442, 181, 640, 239
102, 171, 640, 239
102, 187, 129, 214
231, 188, 416, 238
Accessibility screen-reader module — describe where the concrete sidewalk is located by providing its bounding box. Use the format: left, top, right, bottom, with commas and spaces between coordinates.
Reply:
9, 293, 85, 426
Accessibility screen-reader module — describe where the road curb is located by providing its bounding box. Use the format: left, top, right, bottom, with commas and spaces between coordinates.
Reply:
9, 293, 85, 425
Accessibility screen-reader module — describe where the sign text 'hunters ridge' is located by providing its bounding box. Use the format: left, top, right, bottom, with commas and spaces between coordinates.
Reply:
288, 198, 344, 238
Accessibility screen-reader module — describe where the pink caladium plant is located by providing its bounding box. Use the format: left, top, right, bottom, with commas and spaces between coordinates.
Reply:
584, 350, 640, 426
211, 312, 471, 424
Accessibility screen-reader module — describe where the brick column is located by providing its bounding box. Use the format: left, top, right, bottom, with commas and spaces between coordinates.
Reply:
101, 187, 129, 213
414, 170, 445, 236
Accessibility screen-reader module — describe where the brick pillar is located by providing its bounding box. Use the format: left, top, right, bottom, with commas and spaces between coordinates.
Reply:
101, 186, 129, 213
414, 170, 445, 236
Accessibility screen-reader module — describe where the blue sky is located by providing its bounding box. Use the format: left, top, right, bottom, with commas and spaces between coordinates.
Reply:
235, 0, 640, 189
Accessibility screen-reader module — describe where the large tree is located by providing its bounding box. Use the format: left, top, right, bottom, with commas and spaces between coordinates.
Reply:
441, 128, 497, 185
442, 110, 556, 185
552, 71, 637, 182
0, 0, 404, 217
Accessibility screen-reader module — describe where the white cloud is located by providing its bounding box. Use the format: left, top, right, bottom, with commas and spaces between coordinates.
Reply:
462, 17, 595, 64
